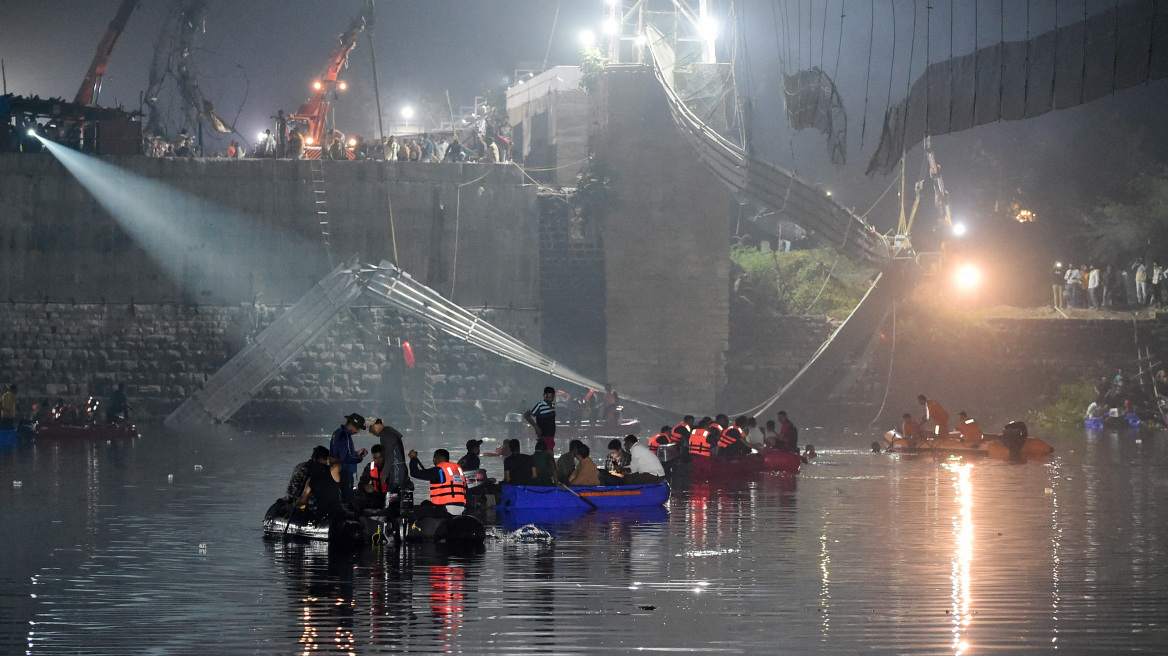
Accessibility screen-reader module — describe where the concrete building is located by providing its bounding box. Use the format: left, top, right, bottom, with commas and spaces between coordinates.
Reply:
505, 66, 589, 187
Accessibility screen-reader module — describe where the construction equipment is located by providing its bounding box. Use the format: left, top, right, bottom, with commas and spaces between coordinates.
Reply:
286, 1, 374, 159
74, 0, 139, 106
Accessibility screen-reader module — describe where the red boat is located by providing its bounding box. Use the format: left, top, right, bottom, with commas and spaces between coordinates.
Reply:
690, 453, 765, 479
761, 449, 802, 473
36, 422, 140, 440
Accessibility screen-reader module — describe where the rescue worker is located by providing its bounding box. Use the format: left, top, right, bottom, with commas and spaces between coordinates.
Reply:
707, 415, 726, 450
356, 444, 388, 511
1, 384, 19, 430
295, 448, 347, 522
369, 418, 408, 494
648, 425, 673, 454
106, 383, 131, 424
671, 415, 694, 446
777, 411, 798, 453
956, 411, 982, 446
282, 445, 330, 505
688, 417, 714, 458
330, 413, 368, 504
899, 413, 923, 447
716, 415, 752, 456
408, 448, 467, 515
918, 395, 950, 438
523, 386, 557, 450
601, 383, 621, 426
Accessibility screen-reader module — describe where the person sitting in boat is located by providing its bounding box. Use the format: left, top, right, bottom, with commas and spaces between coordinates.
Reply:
763, 420, 780, 448
556, 440, 583, 482
355, 444, 388, 511
956, 411, 983, 446
688, 417, 715, 458
777, 411, 799, 453
282, 445, 330, 505
105, 383, 132, 424
503, 439, 535, 485
601, 439, 631, 485
294, 450, 348, 522
408, 448, 467, 515
600, 383, 621, 426
458, 439, 483, 472
568, 443, 600, 487
648, 425, 673, 454
803, 445, 817, 460
707, 415, 726, 448
622, 435, 666, 484
918, 395, 949, 439
523, 386, 557, 451
899, 413, 924, 447
715, 415, 753, 456
0, 384, 18, 430
531, 439, 557, 485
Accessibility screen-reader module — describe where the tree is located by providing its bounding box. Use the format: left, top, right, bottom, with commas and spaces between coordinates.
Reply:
1086, 166, 1168, 265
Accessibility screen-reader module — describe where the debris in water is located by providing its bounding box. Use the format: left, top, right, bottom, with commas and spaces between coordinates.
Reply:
198, 543, 207, 554
168, 474, 174, 483
638, 605, 657, 611
12, 480, 22, 488
487, 524, 553, 544
1045, 488, 1053, 495
194, 465, 203, 471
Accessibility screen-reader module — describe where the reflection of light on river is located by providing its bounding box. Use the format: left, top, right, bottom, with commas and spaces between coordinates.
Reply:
1048, 460, 1062, 649
820, 526, 830, 637
945, 461, 973, 655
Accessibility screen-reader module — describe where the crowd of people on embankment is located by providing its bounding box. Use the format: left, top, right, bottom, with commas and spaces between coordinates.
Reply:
1054, 258, 1164, 310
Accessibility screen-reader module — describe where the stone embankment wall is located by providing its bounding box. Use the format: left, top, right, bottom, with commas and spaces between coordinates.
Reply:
723, 309, 840, 413
0, 302, 541, 426
0, 154, 538, 310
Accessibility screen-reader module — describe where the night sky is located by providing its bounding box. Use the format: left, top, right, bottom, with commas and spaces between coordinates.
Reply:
4, 0, 1168, 296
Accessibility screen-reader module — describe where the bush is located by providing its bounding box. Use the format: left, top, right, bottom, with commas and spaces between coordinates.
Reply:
731, 245, 873, 319
1026, 378, 1097, 432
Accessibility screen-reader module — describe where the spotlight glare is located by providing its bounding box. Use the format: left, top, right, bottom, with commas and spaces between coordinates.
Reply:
400, 106, 415, 120
347, 138, 357, 147
313, 81, 322, 90
304, 136, 314, 145
602, 18, 619, 35
954, 264, 982, 291
696, 17, 720, 41
337, 81, 347, 91
952, 223, 967, 237
28, 129, 37, 137
257, 131, 266, 141
579, 29, 597, 47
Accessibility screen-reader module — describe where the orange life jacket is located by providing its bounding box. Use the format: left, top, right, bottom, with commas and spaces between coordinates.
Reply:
707, 423, 723, 447
369, 461, 388, 494
689, 428, 712, 457
430, 461, 467, 505
719, 426, 743, 448
958, 418, 981, 444
649, 432, 671, 448
670, 422, 691, 443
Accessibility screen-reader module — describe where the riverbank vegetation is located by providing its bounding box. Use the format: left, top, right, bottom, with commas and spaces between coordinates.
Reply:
730, 246, 873, 319
1026, 378, 1097, 432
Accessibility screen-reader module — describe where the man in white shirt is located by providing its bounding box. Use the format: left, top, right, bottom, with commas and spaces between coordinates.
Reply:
1087, 265, 1101, 309
1064, 265, 1082, 308
622, 435, 665, 484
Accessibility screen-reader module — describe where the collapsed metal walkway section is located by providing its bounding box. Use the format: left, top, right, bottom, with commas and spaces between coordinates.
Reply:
166, 257, 610, 427
645, 26, 890, 264
164, 256, 364, 427
362, 260, 606, 392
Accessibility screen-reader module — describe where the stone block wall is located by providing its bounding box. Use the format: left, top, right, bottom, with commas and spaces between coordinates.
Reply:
0, 302, 542, 426
723, 308, 840, 413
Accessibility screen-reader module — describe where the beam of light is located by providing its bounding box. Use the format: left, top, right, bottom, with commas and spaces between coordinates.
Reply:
35, 137, 323, 303
579, 29, 597, 47
601, 18, 619, 35
696, 17, 720, 41
944, 461, 974, 656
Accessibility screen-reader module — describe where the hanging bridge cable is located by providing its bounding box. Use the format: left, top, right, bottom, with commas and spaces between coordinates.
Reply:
906, 0, 918, 101
734, 0, 755, 149
948, 0, 955, 132
973, 0, 979, 122
1080, 0, 1088, 105
832, 1, 846, 82
1051, 0, 1059, 113
884, 1, 898, 127
1111, 0, 1121, 96
818, 0, 830, 70
998, 0, 1005, 119
868, 302, 896, 427
449, 165, 499, 299
797, 0, 803, 70
925, 0, 931, 137
1023, 0, 1032, 111
860, 0, 874, 150
541, 0, 561, 72
782, 0, 794, 73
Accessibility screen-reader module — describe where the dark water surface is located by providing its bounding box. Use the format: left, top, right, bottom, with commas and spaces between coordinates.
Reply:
2, 425, 1166, 654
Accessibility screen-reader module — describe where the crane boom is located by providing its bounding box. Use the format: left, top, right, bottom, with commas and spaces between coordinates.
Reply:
75, 0, 139, 106
291, 2, 374, 148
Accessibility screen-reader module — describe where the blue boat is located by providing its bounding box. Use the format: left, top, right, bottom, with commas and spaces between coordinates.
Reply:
496, 482, 670, 511
499, 505, 670, 532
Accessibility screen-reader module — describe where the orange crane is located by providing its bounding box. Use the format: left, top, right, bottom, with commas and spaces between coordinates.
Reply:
74, 0, 139, 106
287, 2, 374, 158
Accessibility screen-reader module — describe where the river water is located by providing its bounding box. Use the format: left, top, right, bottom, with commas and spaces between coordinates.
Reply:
1, 424, 1165, 654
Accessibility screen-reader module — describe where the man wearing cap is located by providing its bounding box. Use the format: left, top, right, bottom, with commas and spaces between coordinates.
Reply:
459, 439, 483, 471
330, 413, 368, 504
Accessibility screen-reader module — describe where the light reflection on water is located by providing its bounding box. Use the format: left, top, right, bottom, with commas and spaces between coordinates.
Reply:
1, 427, 1166, 654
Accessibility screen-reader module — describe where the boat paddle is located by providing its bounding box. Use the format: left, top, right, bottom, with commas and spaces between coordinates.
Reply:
558, 483, 599, 511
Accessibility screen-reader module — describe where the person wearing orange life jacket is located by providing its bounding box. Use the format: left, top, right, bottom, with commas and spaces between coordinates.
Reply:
408, 448, 467, 515
956, 411, 982, 446
355, 444, 388, 510
689, 416, 715, 458
706, 416, 725, 453
648, 425, 674, 454
716, 415, 753, 456
895, 413, 923, 448
918, 395, 949, 438
600, 383, 621, 426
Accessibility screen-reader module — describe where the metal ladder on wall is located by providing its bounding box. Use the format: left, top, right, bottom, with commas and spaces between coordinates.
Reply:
310, 158, 333, 264
421, 322, 440, 427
